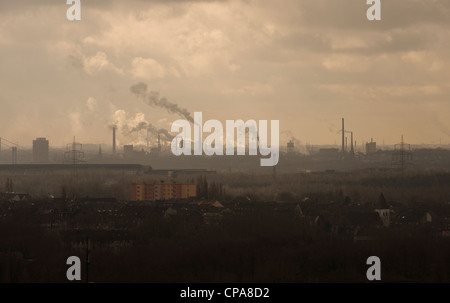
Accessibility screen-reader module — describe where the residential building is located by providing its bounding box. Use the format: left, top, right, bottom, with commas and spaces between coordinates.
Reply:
33, 137, 49, 163
130, 183, 197, 201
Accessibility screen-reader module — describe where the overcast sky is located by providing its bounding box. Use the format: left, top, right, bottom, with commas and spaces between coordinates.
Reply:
1, 0, 450, 149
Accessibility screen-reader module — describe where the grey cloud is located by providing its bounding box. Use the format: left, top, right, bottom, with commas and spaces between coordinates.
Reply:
334, 30, 437, 57
1, 0, 450, 146
298, 0, 450, 30
66, 54, 84, 70
0, 0, 226, 11
276, 32, 332, 54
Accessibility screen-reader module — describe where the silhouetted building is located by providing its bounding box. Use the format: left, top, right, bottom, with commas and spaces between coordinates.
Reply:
287, 140, 295, 153
33, 137, 49, 163
366, 138, 376, 154
318, 148, 339, 159
150, 134, 162, 157
124, 145, 134, 159
374, 193, 391, 227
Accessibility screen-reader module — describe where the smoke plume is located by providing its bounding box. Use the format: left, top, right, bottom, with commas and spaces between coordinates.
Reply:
431, 112, 450, 137
128, 120, 174, 141
156, 128, 174, 141
130, 82, 194, 123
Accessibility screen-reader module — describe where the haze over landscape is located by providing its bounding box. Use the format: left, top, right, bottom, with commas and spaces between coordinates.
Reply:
1, 0, 450, 148
2, 1, 450, 285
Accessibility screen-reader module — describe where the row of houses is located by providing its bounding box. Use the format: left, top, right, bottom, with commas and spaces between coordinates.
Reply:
2, 189, 449, 240
0, 192, 32, 202
130, 183, 197, 201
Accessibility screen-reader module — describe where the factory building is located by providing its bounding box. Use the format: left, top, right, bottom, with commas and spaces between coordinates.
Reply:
318, 148, 339, 159
130, 183, 197, 201
124, 145, 134, 159
287, 140, 295, 153
32, 137, 49, 163
366, 138, 377, 154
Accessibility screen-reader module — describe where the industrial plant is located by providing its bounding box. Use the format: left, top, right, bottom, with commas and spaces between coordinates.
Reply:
0, 117, 449, 174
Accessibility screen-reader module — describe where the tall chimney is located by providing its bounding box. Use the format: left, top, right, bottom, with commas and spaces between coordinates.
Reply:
158, 134, 161, 150
113, 126, 116, 155
342, 118, 345, 154
350, 131, 354, 155
12, 147, 17, 164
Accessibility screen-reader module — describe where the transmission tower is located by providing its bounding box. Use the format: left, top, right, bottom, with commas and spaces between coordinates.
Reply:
64, 137, 85, 164
392, 135, 413, 178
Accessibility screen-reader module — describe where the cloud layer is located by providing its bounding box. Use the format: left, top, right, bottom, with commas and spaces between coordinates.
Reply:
1, 0, 449, 147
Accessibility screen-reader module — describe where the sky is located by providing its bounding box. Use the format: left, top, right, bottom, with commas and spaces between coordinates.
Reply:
1, 0, 450, 149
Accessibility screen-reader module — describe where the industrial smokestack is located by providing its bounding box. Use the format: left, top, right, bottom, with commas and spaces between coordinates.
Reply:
342, 118, 345, 154
113, 126, 116, 155
350, 132, 354, 155
12, 147, 17, 164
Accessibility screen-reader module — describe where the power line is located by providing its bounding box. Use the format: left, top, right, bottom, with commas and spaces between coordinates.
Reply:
0, 136, 28, 152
